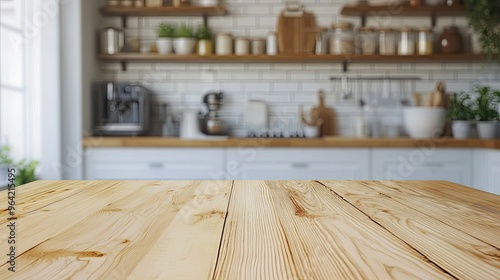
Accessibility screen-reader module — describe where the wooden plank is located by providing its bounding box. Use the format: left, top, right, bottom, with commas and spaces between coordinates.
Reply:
0, 181, 231, 279
99, 5, 227, 17
0, 181, 147, 265
82, 136, 500, 149
97, 53, 489, 64
214, 180, 451, 280
319, 180, 500, 280
128, 181, 232, 279
340, 4, 467, 17
361, 180, 500, 248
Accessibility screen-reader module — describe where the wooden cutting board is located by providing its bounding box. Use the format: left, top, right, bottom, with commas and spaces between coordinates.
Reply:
277, 10, 317, 54
311, 90, 335, 136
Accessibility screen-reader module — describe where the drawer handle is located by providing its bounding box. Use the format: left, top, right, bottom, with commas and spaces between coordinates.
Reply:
149, 162, 164, 169
291, 163, 309, 168
423, 162, 445, 168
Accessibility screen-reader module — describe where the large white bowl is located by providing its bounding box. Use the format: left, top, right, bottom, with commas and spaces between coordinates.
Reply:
403, 107, 446, 138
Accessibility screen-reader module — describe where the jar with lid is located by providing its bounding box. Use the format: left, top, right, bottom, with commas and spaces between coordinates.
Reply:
417, 27, 434, 55
235, 37, 249, 55
379, 28, 397, 55
398, 28, 415, 55
439, 26, 463, 54
251, 38, 266, 55
329, 22, 355, 55
216, 33, 233, 55
358, 27, 378, 54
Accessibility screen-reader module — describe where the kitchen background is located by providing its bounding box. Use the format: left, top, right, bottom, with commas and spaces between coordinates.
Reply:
96, 0, 500, 137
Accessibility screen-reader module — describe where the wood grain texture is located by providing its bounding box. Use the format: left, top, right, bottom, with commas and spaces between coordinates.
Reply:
362, 180, 500, 248
340, 4, 467, 17
214, 180, 451, 280
0, 181, 231, 280
319, 180, 500, 280
99, 5, 227, 17
82, 136, 500, 149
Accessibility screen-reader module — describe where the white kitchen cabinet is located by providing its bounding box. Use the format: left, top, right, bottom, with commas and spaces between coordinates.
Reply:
85, 148, 225, 180
226, 148, 370, 180
372, 149, 473, 187
473, 149, 500, 195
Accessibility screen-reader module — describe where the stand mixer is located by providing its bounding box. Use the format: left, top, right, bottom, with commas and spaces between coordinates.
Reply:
202, 91, 227, 135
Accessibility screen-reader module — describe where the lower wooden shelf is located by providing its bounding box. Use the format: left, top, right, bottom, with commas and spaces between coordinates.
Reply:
97, 53, 490, 64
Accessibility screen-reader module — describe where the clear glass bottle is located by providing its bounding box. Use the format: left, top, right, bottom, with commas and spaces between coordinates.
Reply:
398, 27, 416, 55
379, 28, 397, 55
417, 27, 434, 55
329, 22, 355, 54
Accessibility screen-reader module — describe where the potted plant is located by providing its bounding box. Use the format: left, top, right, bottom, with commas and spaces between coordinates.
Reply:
196, 24, 213, 56
473, 85, 500, 139
173, 24, 196, 55
0, 145, 39, 186
156, 23, 175, 55
448, 92, 476, 139
465, 0, 500, 56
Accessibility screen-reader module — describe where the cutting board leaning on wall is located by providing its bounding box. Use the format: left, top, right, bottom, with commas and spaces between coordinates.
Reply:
277, 2, 317, 54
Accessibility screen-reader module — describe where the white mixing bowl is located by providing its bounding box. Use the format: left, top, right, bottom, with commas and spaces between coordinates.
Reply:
403, 107, 446, 138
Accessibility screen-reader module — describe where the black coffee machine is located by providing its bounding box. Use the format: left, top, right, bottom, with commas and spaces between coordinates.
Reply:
92, 82, 151, 136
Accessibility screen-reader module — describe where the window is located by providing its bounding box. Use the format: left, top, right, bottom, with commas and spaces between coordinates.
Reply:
0, 0, 31, 161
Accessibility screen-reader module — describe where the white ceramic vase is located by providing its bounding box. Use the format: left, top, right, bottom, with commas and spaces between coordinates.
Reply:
452, 121, 475, 139
156, 38, 173, 55
304, 126, 319, 138
477, 121, 499, 139
173, 38, 196, 55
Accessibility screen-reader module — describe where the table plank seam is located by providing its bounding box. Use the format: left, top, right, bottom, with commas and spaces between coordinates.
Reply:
211, 180, 235, 280
314, 180, 459, 280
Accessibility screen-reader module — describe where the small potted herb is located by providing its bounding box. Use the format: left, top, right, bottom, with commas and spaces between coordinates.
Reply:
196, 24, 213, 56
473, 85, 500, 139
448, 92, 476, 138
173, 24, 196, 55
156, 23, 175, 55
0, 146, 13, 186
0, 145, 39, 187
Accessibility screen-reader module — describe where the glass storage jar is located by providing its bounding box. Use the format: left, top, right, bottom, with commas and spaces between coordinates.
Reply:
329, 22, 355, 55
417, 27, 434, 55
358, 27, 378, 54
398, 27, 415, 55
251, 38, 266, 55
379, 28, 397, 55
216, 33, 233, 55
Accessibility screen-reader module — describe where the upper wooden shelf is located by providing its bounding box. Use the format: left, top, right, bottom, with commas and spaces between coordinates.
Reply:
97, 53, 488, 64
340, 4, 467, 17
99, 5, 227, 17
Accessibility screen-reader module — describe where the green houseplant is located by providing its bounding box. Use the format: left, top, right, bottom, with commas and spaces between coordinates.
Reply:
196, 24, 213, 56
173, 24, 196, 55
156, 23, 175, 55
448, 92, 476, 138
473, 85, 500, 139
465, 0, 500, 56
0, 145, 39, 186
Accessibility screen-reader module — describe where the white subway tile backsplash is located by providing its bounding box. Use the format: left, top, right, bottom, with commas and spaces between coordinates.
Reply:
99, 0, 497, 136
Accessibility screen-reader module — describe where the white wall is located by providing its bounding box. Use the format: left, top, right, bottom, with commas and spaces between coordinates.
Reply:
97, 0, 500, 137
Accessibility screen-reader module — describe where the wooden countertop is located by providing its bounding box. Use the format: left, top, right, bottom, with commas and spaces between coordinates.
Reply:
82, 136, 500, 149
1, 180, 499, 279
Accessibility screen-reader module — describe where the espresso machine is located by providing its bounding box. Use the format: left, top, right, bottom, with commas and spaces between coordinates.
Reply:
92, 82, 151, 136
201, 91, 227, 136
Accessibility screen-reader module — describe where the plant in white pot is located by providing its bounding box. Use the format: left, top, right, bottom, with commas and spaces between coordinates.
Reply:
156, 23, 175, 55
473, 85, 500, 139
173, 25, 196, 55
448, 92, 476, 139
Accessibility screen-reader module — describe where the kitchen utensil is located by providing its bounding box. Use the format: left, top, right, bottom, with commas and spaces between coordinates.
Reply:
180, 109, 228, 139
100, 27, 125, 55
309, 90, 335, 136
428, 81, 447, 107
277, 1, 317, 54
245, 100, 268, 133
202, 91, 227, 136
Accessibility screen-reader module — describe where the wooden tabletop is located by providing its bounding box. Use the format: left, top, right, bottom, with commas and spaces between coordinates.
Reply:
82, 137, 500, 149
1, 180, 499, 279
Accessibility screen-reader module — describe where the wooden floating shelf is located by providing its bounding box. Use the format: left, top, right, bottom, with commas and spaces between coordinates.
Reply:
99, 5, 227, 17
340, 4, 467, 17
97, 53, 489, 64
